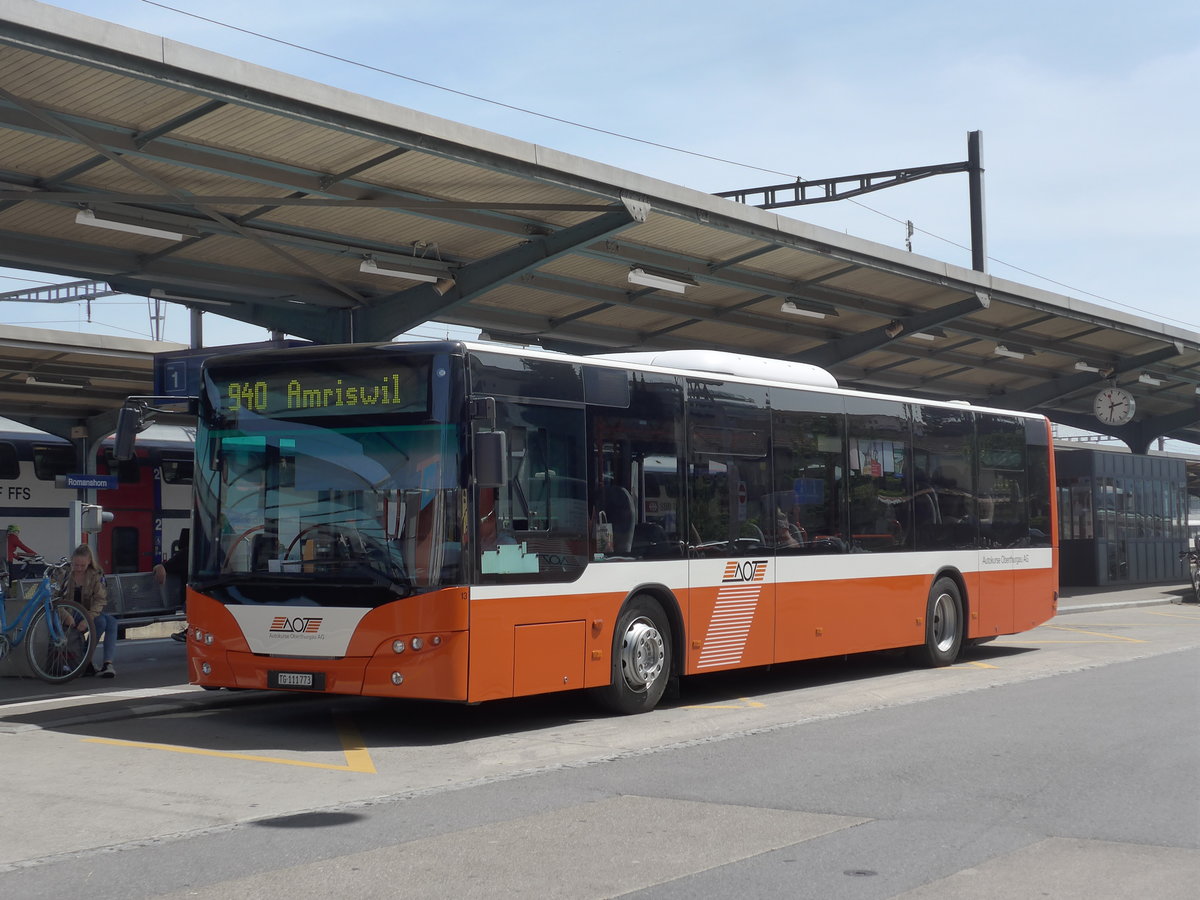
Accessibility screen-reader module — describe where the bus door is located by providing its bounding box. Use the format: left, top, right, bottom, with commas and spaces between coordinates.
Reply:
974, 417, 1029, 635
685, 381, 775, 674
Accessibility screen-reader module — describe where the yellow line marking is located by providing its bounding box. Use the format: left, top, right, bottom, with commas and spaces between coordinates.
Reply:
1146, 610, 1200, 621
1041, 624, 1146, 643
684, 697, 766, 710
83, 714, 376, 773
1008, 640, 1144, 644
335, 715, 377, 774
955, 661, 998, 669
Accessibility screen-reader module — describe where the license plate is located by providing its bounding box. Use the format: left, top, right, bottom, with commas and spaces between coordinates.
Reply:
268, 670, 327, 690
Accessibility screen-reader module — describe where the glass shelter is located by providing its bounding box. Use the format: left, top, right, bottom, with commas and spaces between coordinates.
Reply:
1056, 448, 1187, 586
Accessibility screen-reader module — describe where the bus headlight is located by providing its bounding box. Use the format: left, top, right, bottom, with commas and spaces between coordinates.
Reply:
392, 640, 406, 654
391, 672, 404, 685
201, 662, 212, 675
410, 637, 424, 651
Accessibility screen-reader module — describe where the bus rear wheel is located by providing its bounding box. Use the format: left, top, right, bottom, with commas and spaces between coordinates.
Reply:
591, 595, 672, 715
908, 577, 963, 667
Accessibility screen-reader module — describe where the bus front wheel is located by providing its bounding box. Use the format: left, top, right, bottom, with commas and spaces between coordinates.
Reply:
908, 577, 963, 667
591, 595, 672, 715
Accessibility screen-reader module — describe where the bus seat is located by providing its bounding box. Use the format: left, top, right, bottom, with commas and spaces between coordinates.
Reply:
602, 484, 636, 554
631, 522, 670, 558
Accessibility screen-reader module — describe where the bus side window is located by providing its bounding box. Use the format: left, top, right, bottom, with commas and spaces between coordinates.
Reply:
769, 389, 847, 555
845, 398, 911, 552
686, 381, 770, 557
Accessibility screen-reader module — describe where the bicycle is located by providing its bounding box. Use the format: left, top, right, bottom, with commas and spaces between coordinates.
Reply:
0, 558, 97, 683
1181, 538, 1199, 604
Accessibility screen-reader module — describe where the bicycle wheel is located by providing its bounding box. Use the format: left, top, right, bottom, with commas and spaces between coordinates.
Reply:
24, 599, 97, 683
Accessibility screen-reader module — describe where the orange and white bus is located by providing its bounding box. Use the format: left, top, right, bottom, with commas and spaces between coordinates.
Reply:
183, 342, 1057, 712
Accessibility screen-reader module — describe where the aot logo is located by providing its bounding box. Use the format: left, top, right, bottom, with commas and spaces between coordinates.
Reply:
721, 560, 768, 583
269, 616, 323, 634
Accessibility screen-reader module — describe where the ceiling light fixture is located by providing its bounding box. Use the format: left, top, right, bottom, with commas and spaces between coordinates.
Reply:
780, 298, 838, 319
993, 344, 1029, 360
1074, 361, 1102, 373
627, 267, 693, 293
1138, 372, 1164, 386
25, 375, 91, 388
74, 208, 185, 242
909, 328, 945, 341
359, 257, 444, 283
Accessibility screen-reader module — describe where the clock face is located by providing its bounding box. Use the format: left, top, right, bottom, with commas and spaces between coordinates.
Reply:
1093, 387, 1136, 425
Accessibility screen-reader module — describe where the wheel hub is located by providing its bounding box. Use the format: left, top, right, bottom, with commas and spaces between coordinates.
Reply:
931, 591, 959, 652
619, 618, 664, 691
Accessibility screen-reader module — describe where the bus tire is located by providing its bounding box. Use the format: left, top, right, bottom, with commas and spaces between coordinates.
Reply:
908, 577, 963, 667
591, 594, 672, 715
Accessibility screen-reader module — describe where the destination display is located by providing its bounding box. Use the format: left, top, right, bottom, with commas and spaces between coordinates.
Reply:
209, 361, 429, 420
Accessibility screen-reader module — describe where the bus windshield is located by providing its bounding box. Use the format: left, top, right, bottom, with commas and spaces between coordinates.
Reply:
193, 353, 463, 596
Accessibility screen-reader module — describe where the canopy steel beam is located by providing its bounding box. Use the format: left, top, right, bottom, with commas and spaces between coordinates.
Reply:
354, 206, 641, 341
1045, 405, 1200, 455
1000, 343, 1184, 410
792, 293, 990, 368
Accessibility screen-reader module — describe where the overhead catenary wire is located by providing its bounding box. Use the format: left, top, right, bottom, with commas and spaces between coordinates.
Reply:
131, 2, 1194, 333
2, 3, 1192, 337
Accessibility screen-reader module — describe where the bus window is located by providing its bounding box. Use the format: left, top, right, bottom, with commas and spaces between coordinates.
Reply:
978, 415, 1029, 548
911, 406, 977, 550
686, 381, 770, 557
478, 400, 587, 581
1025, 418, 1053, 546
588, 372, 685, 562
771, 395, 847, 554
845, 398, 911, 552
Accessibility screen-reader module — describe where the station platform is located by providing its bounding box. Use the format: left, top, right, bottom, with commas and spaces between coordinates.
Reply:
1057, 581, 1195, 614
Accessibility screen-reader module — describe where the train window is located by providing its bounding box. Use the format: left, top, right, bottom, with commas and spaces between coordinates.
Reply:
112, 457, 141, 484
33, 445, 75, 481
111, 526, 140, 574
161, 459, 194, 484
0, 442, 19, 479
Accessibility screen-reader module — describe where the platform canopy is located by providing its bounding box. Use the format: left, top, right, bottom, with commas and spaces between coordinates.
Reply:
0, 323, 182, 436
1, 1, 1199, 451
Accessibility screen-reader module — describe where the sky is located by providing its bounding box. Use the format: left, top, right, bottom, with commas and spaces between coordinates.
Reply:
2, 0, 1199, 352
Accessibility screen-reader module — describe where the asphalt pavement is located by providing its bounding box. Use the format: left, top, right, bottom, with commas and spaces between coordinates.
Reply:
2, 580, 1197, 899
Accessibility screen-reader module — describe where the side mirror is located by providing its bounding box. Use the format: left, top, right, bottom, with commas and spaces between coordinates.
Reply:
113, 405, 144, 461
474, 430, 507, 488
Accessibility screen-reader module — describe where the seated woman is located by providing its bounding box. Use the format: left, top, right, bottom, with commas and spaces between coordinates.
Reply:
58, 543, 118, 679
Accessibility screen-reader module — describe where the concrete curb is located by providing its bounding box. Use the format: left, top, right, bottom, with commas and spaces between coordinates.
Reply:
1056, 598, 1182, 615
